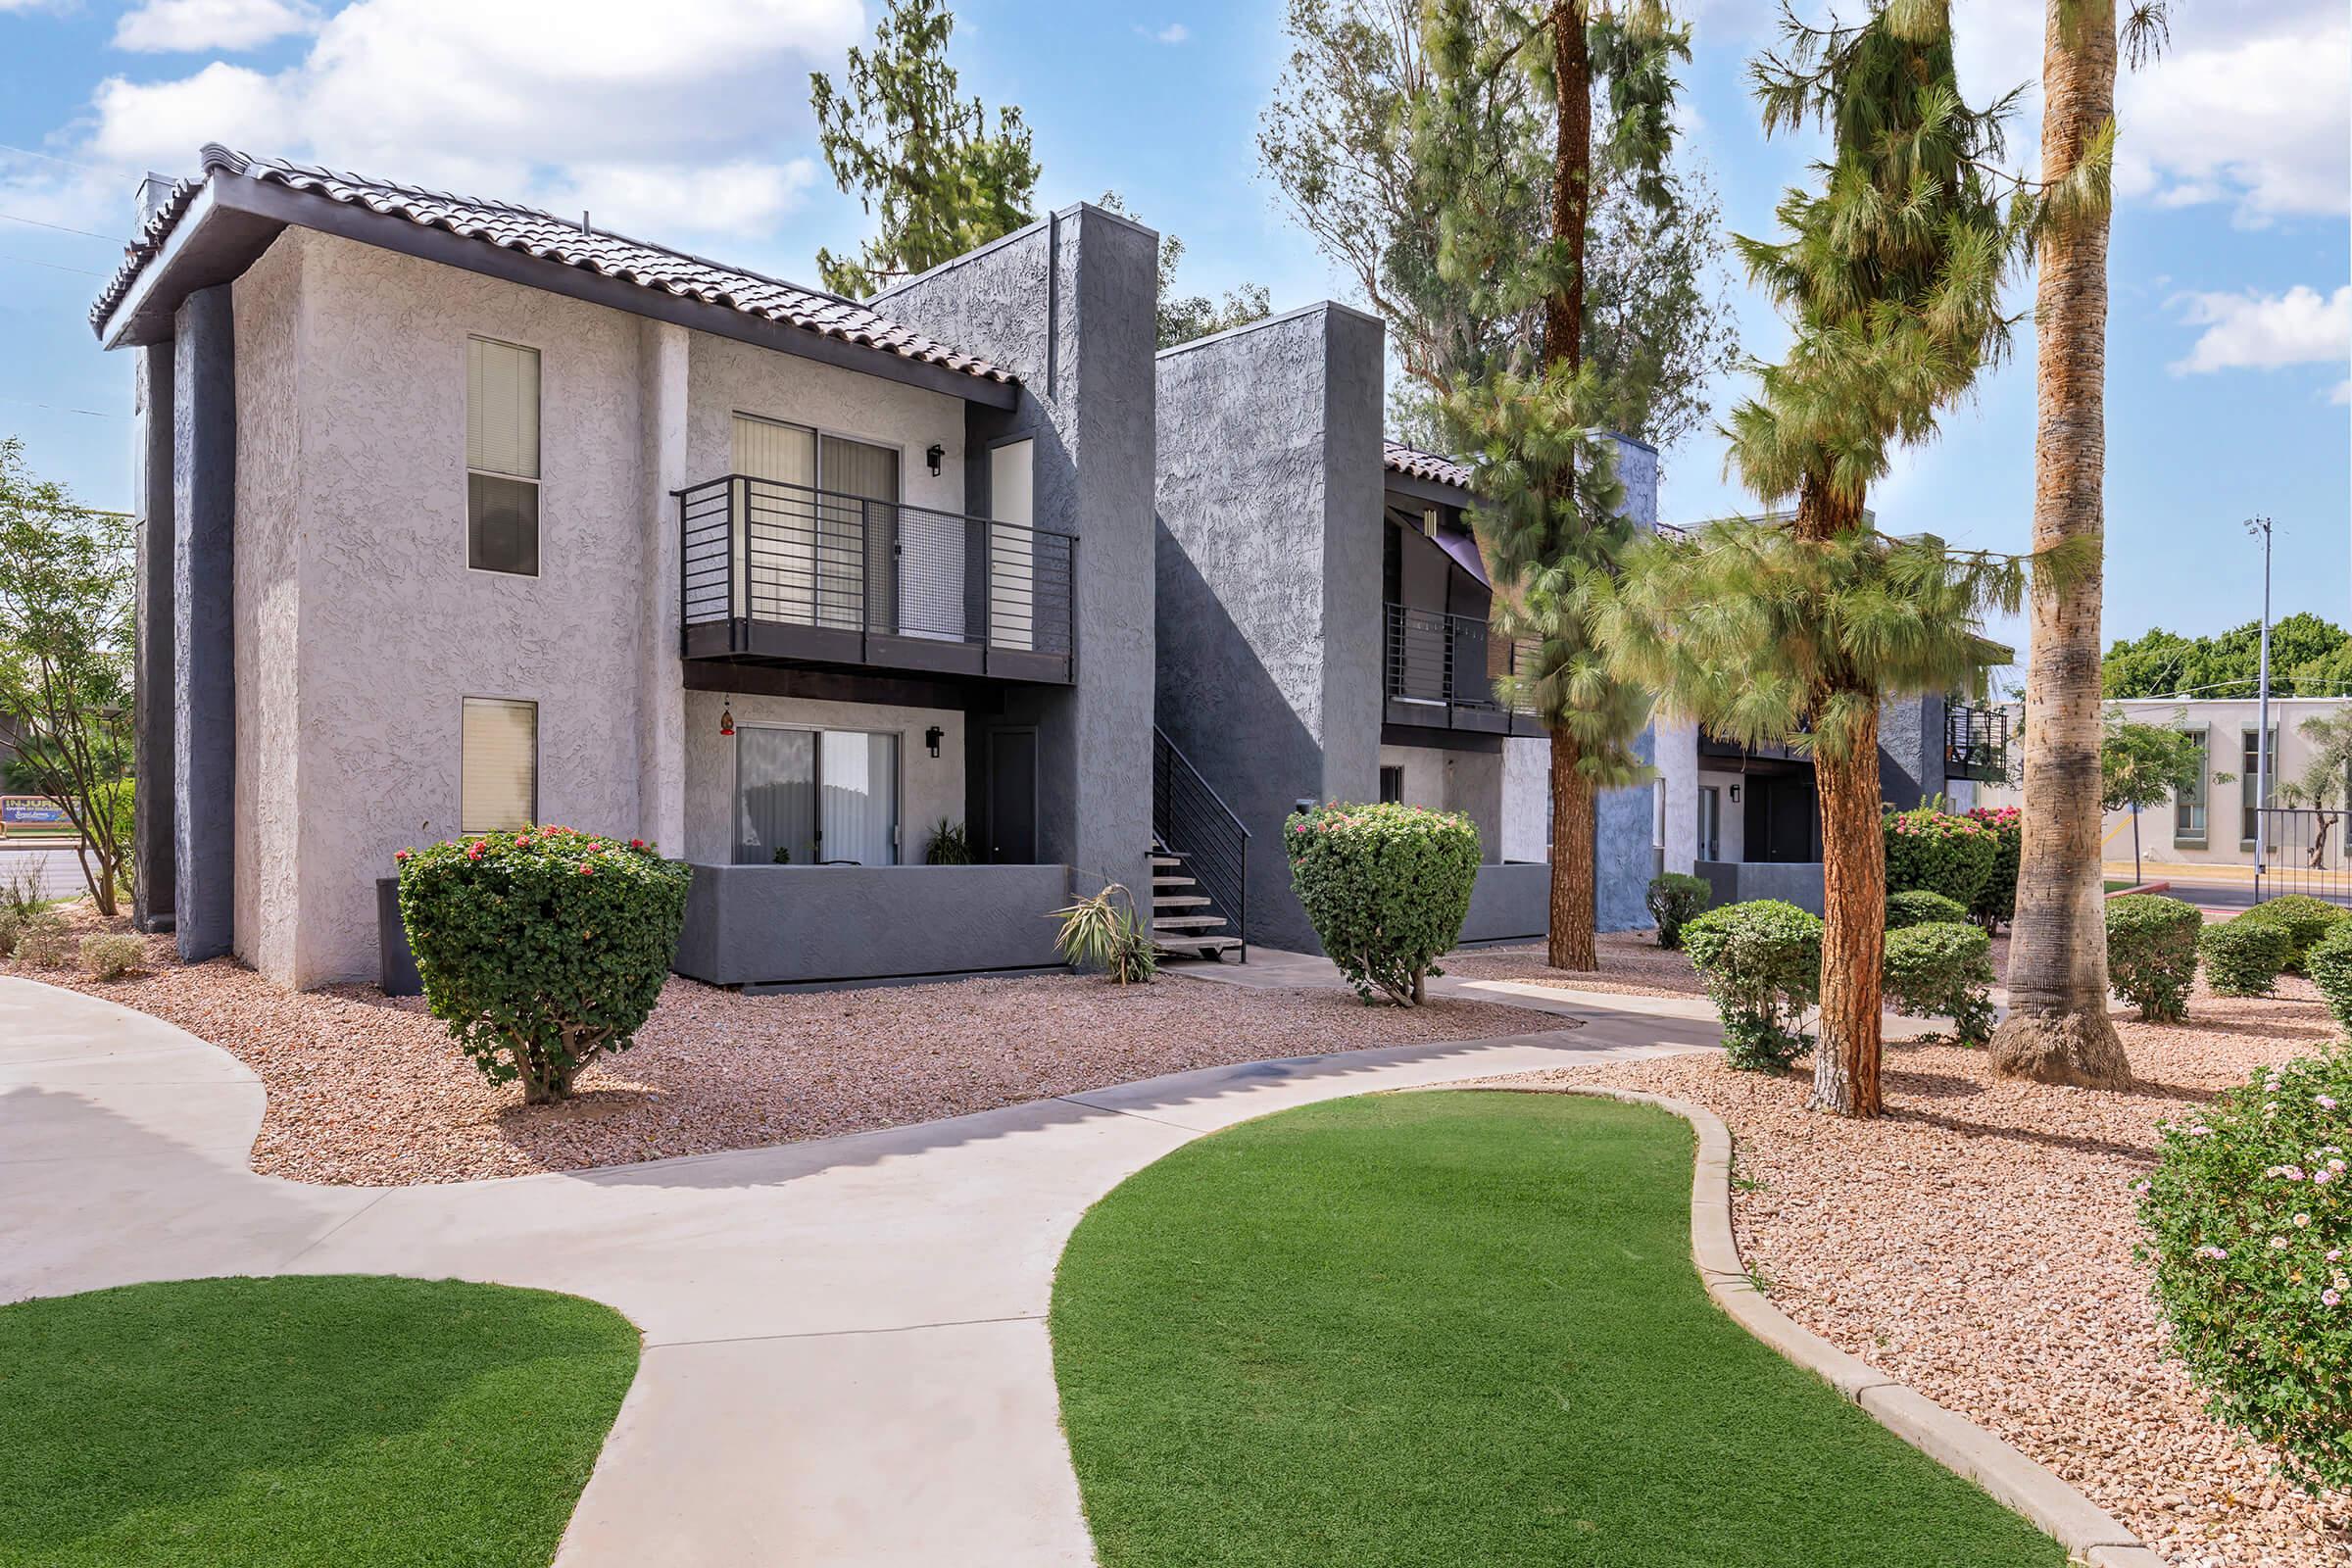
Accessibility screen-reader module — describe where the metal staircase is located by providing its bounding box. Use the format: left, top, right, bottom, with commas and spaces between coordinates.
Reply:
1150, 728, 1249, 961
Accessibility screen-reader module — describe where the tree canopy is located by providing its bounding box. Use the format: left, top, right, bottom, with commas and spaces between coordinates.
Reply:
2099, 712, 2205, 814
2102, 614, 2352, 701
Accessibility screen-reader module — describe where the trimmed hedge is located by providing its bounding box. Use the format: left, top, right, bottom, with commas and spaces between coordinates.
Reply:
2309, 925, 2352, 1038
1645, 873, 1712, 950
1284, 802, 1480, 1006
1883, 807, 1998, 909
2241, 895, 2349, 975
2138, 1050, 2352, 1492
77, 932, 145, 979
2106, 895, 2204, 1022
396, 826, 691, 1102
2199, 917, 2291, 999
1882, 921, 1996, 1045
1964, 806, 2021, 927
1683, 900, 1821, 1072
1886, 890, 1970, 930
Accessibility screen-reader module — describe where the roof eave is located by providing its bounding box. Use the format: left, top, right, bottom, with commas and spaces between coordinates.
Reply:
97, 169, 1022, 410
1383, 468, 1471, 511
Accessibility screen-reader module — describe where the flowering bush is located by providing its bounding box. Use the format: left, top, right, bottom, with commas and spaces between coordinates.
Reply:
1645, 872, 1712, 950
1882, 807, 1997, 909
2200, 916, 2292, 999
2241, 895, 2349, 976
1284, 802, 1479, 1005
1882, 921, 1995, 1045
1683, 900, 1821, 1072
2138, 1049, 2352, 1492
1964, 805, 2022, 927
395, 827, 691, 1102
2106, 894, 2203, 1022
2310, 925, 2352, 1039
1886, 889, 1969, 930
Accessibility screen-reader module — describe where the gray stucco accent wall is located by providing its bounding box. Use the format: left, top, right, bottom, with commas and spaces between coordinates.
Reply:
1593, 432, 1663, 933
132, 340, 176, 931
172, 285, 235, 961
1153, 303, 1387, 955
878, 205, 1159, 900
1878, 694, 1945, 810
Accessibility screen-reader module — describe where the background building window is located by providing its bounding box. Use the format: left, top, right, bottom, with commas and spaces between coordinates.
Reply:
461, 698, 537, 833
2242, 726, 2278, 845
1698, 786, 1722, 861
2174, 728, 2207, 843
1378, 764, 1404, 804
467, 336, 540, 575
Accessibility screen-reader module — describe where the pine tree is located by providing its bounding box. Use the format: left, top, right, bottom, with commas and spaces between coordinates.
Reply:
1594, 0, 2034, 1116
809, 0, 1039, 299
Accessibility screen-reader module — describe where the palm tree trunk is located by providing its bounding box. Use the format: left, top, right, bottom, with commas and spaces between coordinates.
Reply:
1988, 0, 2132, 1089
1548, 730, 1596, 969
1811, 701, 1886, 1117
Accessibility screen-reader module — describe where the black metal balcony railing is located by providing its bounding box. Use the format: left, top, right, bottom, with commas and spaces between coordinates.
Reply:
677, 474, 1075, 684
1382, 603, 1540, 732
1945, 702, 2010, 782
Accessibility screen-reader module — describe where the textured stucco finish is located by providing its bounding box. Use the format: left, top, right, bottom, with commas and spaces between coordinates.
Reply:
1377, 741, 1502, 862
173, 284, 237, 961
680, 689, 965, 866
1878, 694, 1944, 809
637, 319, 689, 855
1154, 303, 1387, 954
132, 340, 177, 929
1462, 861, 1550, 943
1654, 717, 1699, 876
228, 247, 298, 978
881, 205, 1159, 899
1696, 858, 1827, 914
672, 862, 1070, 986
1500, 737, 1549, 862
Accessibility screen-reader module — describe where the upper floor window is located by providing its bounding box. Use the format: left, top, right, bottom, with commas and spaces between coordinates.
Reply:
2174, 727, 2207, 843
2242, 725, 2278, 845
467, 336, 540, 575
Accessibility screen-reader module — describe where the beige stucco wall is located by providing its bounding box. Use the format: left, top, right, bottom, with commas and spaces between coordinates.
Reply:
681, 689, 965, 865
1501, 736, 1550, 863
1379, 741, 1503, 862
227, 228, 978, 986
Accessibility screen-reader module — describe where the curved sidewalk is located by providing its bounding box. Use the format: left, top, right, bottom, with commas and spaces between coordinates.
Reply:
0, 975, 1704, 1567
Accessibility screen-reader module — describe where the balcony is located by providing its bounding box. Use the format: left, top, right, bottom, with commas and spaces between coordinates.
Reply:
1945, 702, 2009, 782
1382, 603, 1543, 738
677, 474, 1074, 685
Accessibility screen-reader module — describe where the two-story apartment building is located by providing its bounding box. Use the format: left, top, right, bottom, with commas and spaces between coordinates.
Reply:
101, 147, 1154, 990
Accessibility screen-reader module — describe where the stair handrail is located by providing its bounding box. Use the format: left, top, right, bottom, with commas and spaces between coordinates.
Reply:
1152, 726, 1252, 845
1152, 725, 1250, 962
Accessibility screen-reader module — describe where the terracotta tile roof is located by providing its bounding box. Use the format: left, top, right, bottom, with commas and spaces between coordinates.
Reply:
90, 146, 1017, 386
1381, 439, 1473, 492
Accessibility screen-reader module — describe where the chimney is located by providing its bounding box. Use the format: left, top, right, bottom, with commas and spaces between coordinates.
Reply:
136, 172, 175, 225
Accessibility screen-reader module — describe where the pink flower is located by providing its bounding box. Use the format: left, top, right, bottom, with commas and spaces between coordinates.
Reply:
393, 849, 410, 862
2321, 1095, 2339, 1110
514, 835, 532, 849
2325, 1290, 2342, 1307
630, 838, 647, 850
578, 862, 594, 876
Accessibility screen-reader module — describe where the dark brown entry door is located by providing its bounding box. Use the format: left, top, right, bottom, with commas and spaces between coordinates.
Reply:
987, 728, 1038, 863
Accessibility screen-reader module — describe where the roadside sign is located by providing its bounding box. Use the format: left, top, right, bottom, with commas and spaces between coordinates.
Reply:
0, 797, 72, 834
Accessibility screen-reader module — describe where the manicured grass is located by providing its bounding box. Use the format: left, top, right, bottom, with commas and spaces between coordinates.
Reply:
1052, 1092, 2066, 1568
0, 1275, 638, 1567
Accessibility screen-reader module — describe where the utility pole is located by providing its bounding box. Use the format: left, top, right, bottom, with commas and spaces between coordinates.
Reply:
2247, 516, 2273, 898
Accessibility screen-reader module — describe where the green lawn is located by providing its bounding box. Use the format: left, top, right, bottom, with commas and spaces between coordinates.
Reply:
0, 1275, 638, 1567
1052, 1092, 2066, 1568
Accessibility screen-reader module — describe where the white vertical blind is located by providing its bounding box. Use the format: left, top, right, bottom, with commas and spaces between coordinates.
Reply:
466, 338, 540, 478
819, 730, 899, 865
732, 415, 817, 622
989, 440, 1034, 652
461, 698, 537, 833
735, 726, 816, 864
819, 435, 899, 632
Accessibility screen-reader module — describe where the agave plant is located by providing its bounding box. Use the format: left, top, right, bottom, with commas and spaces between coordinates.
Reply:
1049, 882, 1156, 986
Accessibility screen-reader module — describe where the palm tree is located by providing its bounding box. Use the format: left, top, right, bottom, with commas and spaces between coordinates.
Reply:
1989, 0, 2170, 1088
1594, 0, 2031, 1117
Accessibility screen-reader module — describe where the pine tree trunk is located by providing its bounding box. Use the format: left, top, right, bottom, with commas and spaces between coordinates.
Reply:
1549, 728, 1597, 970
1988, 0, 2132, 1090
1810, 707, 1886, 1117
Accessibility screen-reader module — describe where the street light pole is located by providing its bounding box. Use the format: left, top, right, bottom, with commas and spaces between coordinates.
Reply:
2247, 516, 2274, 898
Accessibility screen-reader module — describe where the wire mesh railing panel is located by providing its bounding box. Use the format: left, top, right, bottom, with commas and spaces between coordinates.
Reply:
2254, 808, 2352, 906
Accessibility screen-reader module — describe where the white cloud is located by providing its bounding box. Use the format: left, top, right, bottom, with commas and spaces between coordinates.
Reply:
7, 0, 860, 245
2332, 379, 2351, 407
114, 0, 319, 52
2168, 285, 2352, 376
1137, 22, 1187, 44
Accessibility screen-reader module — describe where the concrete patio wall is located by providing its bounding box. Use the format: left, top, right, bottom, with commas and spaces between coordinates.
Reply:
1460, 861, 1550, 944
672, 862, 1073, 987
1694, 858, 1825, 915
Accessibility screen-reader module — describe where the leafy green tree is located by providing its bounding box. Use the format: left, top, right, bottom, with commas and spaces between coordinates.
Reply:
809, 0, 1039, 298
0, 438, 134, 914
1593, 0, 2034, 1117
1094, 193, 1273, 349
1258, 0, 1735, 451
2099, 711, 2205, 886
2102, 614, 2352, 699
2277, 708, 2352, 869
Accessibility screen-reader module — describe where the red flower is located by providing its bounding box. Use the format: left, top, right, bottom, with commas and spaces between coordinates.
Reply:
514, 835, 532, 849
629, 838, 647, 850
393, 849, 410, 862
578, 862, 594, 876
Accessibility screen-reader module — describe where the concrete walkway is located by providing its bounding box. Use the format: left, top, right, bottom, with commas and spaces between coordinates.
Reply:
0, 974, 1705, 1567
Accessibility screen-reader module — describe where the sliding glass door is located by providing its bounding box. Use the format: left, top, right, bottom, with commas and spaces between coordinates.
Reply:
734, 726, 900, 866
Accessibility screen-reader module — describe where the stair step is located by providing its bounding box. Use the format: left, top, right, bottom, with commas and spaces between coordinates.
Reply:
1152, 873, 1195, 887
1154, 933, 1244, 957
1152, 914, 1228, 930
1150, 855, 1183, 868
1153, 894, 1212, 908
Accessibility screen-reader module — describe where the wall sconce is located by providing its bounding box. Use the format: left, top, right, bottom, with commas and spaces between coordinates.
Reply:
719, 701, 735, 738
1728, 783, 1740, 803
925, 725, 944, 758
926, 443, 944, 476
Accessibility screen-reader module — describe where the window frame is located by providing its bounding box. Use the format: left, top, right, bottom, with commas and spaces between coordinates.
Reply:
465, 334, 544, 580
459, 694, 539, 835
2241, 724, 2278, 850
1378, 764, 1404, 805
729, 719, 906, 866
2173, 725, 2208, 848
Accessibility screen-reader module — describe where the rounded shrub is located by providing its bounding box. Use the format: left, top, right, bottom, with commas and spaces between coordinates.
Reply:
1284, 802, 1479, 1006
13, 910, 72, 967
2242, 895, 2349, 975
1964, 805, 2022, 927
77, 932, 146, 980
1883, 807, 1998, 909
1886, 889, 1970, 930
2199, 916, 2292, 999
2310, 925, 2352, 1039
2105, 894, 2204, 1022
1645, 872, 1712, 950
1881, 921, 1996, 1045
395, 826, 692, 1103
2138, 1049, 2352, 1493
1682, 900, 1822, 1072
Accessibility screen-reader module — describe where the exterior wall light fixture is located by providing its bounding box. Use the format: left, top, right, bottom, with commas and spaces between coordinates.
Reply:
925, 725, 944, 758
926, 444, 945, 476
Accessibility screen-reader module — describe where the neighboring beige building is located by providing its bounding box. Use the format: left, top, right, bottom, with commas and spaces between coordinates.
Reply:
1976, 696, 2352, 872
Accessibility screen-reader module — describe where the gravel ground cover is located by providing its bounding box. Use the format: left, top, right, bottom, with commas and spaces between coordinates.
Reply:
1447, 928, 2016, 999
1469, 977, 2352, 1568
5, 914, 1550, 1186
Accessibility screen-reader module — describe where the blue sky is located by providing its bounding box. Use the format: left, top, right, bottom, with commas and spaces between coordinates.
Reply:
3, 0, 2345, 652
